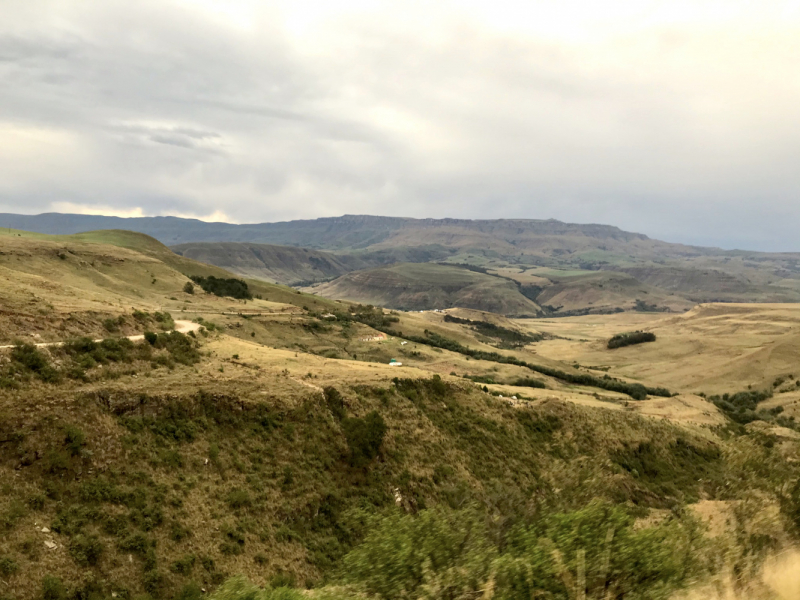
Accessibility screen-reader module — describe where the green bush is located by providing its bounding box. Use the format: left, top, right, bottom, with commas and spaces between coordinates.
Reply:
341, 508, 495, 600
493, 501, 706, 600
144, 331, 158, 345
208, 577, 307, 600
0, 556, 18, 577
42, 576, 67, 600
170, 554, 196, 575
324, 386, 346, 420
227, 488, 252, 510
444, 314, 543, 346
342, 411, 387, 468
608, 331, 657, 349
63, 425, 86, 457
191, 276, 252, 299
512, 377, 546, 389
68, 533, 103, 566
385, 331, 669, 400
184, 281, 195, 294
9, 342, 60, 383
118, 532, 150, 555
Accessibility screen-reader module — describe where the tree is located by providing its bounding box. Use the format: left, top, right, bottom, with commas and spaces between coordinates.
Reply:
183, 281, 195, 295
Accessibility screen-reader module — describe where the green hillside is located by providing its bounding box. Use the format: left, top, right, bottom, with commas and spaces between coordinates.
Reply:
307, 263, 542, 316
171, 242, 369, 286
5, 214, 800, 314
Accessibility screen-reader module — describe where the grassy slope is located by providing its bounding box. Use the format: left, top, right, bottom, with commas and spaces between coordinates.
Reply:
0, 229, 342, 317
307, 263, 542, 316
170, 242, 367, 286
516, 303, 800, 395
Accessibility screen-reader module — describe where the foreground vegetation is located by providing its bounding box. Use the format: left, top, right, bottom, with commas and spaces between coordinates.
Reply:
2, 369, 798, 600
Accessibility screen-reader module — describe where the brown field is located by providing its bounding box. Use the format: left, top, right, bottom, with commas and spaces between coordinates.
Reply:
515, 303, 800, 395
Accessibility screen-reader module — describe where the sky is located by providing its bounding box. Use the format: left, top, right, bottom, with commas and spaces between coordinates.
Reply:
1, 0, 799, 251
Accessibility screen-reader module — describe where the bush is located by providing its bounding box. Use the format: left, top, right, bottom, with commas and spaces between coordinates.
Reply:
512, 377, 546, 389
608, 331, 657, 349
324, 386, 346, 420
183, 281, 195, 294
170, 554, 196, 575
64, 425, 86, 457
342, 508, 495, 600
342, 411, 387, 468
208, 577, 306, 600
144, 331, 158, 345
10, 342, 60, 383
191, 276, 252, 299
226, 489, 252, 510
42, 576, 67, 600
493, 501, 707, 600
0, 556, 18, 577
68, 534, 103, 566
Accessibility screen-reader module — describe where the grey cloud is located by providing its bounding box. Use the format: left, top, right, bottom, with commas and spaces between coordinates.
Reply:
0, 1, 798, 250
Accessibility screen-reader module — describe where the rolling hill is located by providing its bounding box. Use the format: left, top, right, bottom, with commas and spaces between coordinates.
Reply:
306, 263, 543, 315
4, 213, 800, 314
172, 242, 369, 285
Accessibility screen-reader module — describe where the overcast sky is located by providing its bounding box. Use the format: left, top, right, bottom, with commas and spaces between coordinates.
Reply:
1, 1, 799, 250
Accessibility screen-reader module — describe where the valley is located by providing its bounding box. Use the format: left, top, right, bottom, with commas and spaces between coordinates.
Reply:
4, 213, 800, 318
1, 226, 799, 600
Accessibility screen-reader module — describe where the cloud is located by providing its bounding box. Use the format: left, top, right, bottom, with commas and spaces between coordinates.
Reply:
0, 0, 799, 250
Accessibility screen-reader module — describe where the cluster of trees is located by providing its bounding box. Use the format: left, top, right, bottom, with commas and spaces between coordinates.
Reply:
190, 276, 252, 299
607, 331, 657, 349
444, 314, 543, 346
382, 329, 670, 400
706, 388, 795, 428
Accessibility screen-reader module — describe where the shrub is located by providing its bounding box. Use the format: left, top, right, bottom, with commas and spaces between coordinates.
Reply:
144, 331, 158, 345
324, 386, 346, 420
512, 377, 546, 389
154, 311, 175, 330
342, 411, 387, 468
0, 556, 18, 577
341, 508, 495, 600
227, 488, 252, 510
42, 576, 67, 600
190, 276, 252, 300
64, 425, 86, 457
103, 317, 120, 332
608, 331, 657, 349
143, 569, 164, 595
10, 342, 60, 383
170, 554, 196, 575
208, 577, 307, 600
118, 532, 150, 555
387, 332, 669, 400
68, 534, 103, 566
493, 501, 707, 600
183, 281, 195, 294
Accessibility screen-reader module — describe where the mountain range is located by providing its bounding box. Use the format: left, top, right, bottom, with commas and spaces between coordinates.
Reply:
2, 212, 799, 315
